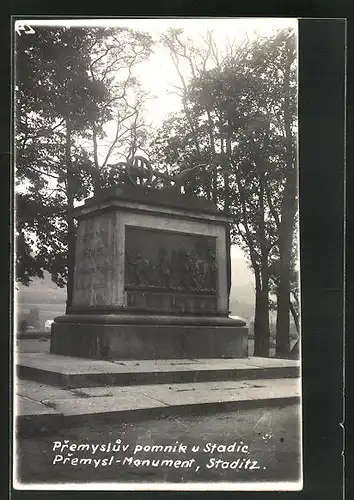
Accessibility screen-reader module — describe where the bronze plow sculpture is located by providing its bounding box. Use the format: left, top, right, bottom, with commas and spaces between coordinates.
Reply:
113, 155, 225, 191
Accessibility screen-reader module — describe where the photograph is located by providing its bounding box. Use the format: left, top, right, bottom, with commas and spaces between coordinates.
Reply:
13, 17, 302, 490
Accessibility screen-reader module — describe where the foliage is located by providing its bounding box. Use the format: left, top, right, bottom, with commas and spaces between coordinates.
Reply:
18, 319, 29, 332
17, 306, 40, 331
28, 307, 40, 329
15, 26, 153, 289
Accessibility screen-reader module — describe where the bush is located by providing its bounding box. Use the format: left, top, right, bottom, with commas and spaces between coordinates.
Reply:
18, 319, 29, 332
28, 307, 40, 329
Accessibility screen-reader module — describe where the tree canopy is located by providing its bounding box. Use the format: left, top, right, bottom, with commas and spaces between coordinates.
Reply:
15, 26, 153, 296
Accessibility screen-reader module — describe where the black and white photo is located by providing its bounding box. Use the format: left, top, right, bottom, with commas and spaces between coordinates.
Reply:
13, 17, 302, 491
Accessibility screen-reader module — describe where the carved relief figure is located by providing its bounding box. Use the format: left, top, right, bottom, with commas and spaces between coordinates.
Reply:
156, 247, 170, 288
126, 253, 151, 286
125, 241, 217, 293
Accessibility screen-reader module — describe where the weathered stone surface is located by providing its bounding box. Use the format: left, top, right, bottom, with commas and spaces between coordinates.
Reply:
17, 352, 300, 389
16, 395, 59, 416
72, 212, 118, 307
15, 378, 301, 419
80, 183, 222, 215
51, 322, 248, 360
16, 380, 77, 400
70, 190, 230, 312
136, 378, 301, 407
18, 352, 300, 375
54, 391, 168, 416
125, 290, 218, 314
52, 184, 247, 359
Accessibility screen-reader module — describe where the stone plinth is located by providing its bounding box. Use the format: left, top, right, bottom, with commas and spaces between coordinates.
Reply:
50, 184, 248, 359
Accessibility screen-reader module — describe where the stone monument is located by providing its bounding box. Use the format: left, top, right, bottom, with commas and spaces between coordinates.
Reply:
50, 157, 248, 359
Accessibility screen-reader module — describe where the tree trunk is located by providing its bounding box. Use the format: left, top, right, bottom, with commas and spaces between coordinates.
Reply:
275, 284, 290, 355
92, 174, 102, 196
65, 120, 76, 313
212, 169, 218, 204
289, 298, 299, 334
276, 43, 297, 357
254, 168, 271, 356
206, 109, 218, 203
275, 172, 297, 356
225, 224, 232, 300
254, 272, 270, 356
224, 131, 232, 211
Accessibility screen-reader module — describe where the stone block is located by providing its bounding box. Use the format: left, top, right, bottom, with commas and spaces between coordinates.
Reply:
50, 317, 248, 360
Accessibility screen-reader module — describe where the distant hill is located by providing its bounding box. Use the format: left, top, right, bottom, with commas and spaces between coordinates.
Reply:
15, 271, 66, 305
229, 246, 255, 320
15, 273, 66, 329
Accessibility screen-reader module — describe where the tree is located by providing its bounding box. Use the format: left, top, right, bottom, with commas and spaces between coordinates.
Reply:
80, 27, 153, 193
200, 30, 297, 356
15, 26, 153, 309
150, 28, 297, 356
269, 249, 300, 336
271, 31, 298, 356
16, 26, 110, 305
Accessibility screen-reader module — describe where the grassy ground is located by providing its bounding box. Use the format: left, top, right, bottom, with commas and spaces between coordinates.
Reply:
15, 404, 301, 486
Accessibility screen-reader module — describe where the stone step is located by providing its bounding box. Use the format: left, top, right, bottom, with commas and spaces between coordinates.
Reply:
16, 377, 301, 437
17, 353, 300, 388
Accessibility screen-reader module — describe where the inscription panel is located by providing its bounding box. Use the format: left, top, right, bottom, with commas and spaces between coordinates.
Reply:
73, 213, 117, 306
126, 290, 217, 314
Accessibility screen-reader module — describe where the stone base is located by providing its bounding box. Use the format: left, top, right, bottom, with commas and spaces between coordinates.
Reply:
50, 314, 248, 360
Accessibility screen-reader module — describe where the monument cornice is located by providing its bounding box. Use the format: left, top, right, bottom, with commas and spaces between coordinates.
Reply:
73, 196, 233, 226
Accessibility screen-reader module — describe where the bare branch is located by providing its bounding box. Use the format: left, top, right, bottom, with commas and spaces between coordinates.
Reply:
100, 108, 139, 169
90, 45, 114, 80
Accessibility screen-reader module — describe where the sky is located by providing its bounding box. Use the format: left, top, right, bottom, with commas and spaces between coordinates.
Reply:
20, 18, 297, 128
116, 18, 298, 125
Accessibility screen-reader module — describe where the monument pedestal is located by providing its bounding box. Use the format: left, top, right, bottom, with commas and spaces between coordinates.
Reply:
51, 183, 249, 360
51, 314, 248, 360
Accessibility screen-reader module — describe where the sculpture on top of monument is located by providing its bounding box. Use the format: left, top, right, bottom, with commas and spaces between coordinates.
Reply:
114, 155, 214, 192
